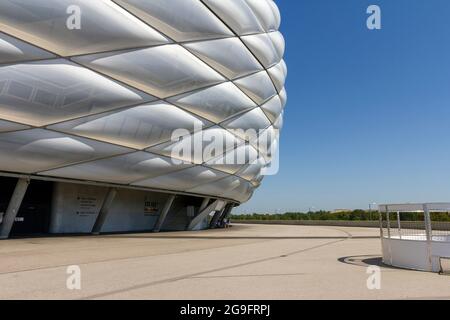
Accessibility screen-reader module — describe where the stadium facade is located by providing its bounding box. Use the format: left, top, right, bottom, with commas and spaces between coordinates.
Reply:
0, 0, 286, 238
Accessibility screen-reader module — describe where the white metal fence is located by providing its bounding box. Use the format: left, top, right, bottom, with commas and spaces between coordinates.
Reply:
378, 203, 450, 242
378, 203, 450, 273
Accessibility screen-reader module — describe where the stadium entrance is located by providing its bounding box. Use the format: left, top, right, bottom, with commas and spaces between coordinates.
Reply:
0, 177, 53, 237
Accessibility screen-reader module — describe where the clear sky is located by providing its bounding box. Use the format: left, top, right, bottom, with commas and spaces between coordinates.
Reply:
237, 0, 450, 213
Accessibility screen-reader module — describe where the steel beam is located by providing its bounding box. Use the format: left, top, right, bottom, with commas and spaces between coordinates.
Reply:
220, 203, 234, 224
91, 187, 118, 235
0, 178, 30, 239
209, 205, 226, 229
187, 200, 220, 231
153, 195, 176, 232
199, 197, 210, 212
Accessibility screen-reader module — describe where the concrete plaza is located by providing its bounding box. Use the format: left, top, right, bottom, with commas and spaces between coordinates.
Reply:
0, 224, 449, 299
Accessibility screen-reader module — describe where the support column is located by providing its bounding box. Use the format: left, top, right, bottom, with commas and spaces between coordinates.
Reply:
218, 203, 234, 227
378, 207, 383, 239
0, 178, 30, 239
199, 197, 210, 212
423, 204, 433, 271
92, 187, 117, 235
153, 195, 176, 232
209, 205, 226, 229
187, 200, 220, 231
396, 211, 402, 239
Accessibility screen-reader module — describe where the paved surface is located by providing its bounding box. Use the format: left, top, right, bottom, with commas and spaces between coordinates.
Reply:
0, 223, 449, 300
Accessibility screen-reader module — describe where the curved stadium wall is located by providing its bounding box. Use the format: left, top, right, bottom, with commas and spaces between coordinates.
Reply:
0, 0, 286, 236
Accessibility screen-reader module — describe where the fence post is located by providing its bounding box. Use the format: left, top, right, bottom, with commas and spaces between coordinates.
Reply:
386, 208, 391, 239
423, 204, 433, 271
397, 211, 402, 239
378, 207, 383, 239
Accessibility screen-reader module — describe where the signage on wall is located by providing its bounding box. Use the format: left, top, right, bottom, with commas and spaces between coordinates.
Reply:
76, 195, 99, 217
144, 198, 160, 216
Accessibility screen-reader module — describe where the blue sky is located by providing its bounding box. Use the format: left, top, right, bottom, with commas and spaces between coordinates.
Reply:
237, 0, 450, 213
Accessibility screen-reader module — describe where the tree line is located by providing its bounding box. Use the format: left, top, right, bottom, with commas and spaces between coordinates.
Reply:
231, 210, 450, 222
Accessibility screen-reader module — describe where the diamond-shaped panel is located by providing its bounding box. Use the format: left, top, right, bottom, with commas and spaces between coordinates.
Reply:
0, 32, 55, 65
48, 101, 211, 149
73, 45, 225, 98
0, 128, 131, 174
203, 0, 264, 36
133, 165, 228, 191
114, 0, 233, 42
184, 37, 263, 79
40, 151, 193, 184
0, 59, 155, 126
234, 70, 277, 105
168, 82, 256, 123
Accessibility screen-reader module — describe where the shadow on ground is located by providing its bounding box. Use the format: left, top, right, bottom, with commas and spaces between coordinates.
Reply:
338, 255, 400, 270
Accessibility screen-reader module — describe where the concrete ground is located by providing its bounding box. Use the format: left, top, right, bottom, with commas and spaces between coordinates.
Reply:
0, 223, 449, 300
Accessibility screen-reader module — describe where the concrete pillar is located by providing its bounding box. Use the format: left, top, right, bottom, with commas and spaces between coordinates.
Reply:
199, 197, 210, 212
92, 187, 117, 235
378, 208, 383, 239
423, 204, 433, 271
0, 178, 30, 239
187, 200, 220, 231
218, 203, 234, 226
209, 205, 226, 229
153, 195, 176, 232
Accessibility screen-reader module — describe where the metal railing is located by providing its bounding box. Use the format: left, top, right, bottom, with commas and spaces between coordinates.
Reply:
379, 203, 450, 242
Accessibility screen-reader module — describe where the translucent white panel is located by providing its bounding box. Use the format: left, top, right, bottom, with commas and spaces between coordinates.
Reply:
0, 32, 54, 64
168, 82, 256, 123
241, 33, 280, 68
0, 59, 154, 126
49, 101, 210, 149
205, 143, 259, 174
203, 0, 264, 35
273, 111, 284, 130
114, 0, 232, 42
221, 177, 254, 202
223, 108, 271, 141
279, 87, 288, 108
268, 31, 285, 59
267, 60, 287, 92
73, 45, 225, 98
251, 180, 261, 188
184, 38, 263, 79
186, 175, 242, 197
187, 176, 253, 202
0, 0, 169, 56
236, 158, 265, 181
0, 129, 131, 174
40, 151, 193, 184
132, 166, 227, 191
147, 126, 242, 164
251, 126, 279, 160
0, 119, 29, 133
280, 58, 288, 76
268, 0, 281, 30
260, 95, 282, 123
245, 0, 278, 32
233, 71, 277, 105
